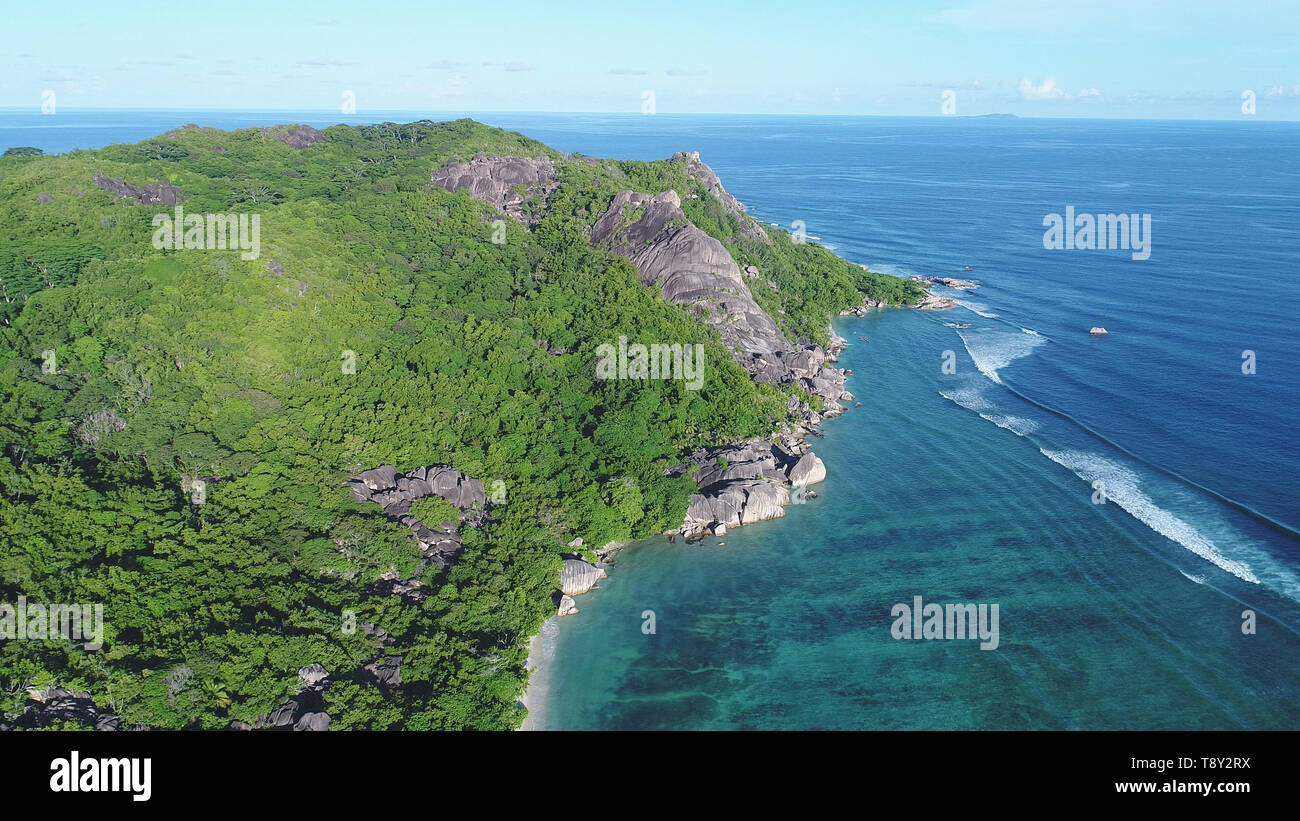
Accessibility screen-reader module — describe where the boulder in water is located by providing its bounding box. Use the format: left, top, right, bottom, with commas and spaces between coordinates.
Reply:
788, 452, 827, 487
560, 559, 606, 596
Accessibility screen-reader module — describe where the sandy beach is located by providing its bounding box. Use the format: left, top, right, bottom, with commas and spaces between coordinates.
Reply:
517, 617, 559, 730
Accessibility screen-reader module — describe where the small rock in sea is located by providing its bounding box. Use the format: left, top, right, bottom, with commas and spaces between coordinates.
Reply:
716, 541, 726, 546
1089, 327, 1109, 335
854, 402, 862, 407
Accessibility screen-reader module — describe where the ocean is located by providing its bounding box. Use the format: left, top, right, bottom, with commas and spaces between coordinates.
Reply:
5, 110, 1299, 729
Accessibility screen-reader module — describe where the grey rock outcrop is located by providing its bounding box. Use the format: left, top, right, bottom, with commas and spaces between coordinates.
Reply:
915, 293, 956, 310
1, 687, 121, 731
431, 152, 558, 226
35, 193, 54, 204
363, 621, 394, 645
671, 151, 769, 244
363, 657, 403, 688
557, 594, 579, 617
560, 559, 606, 596
241, 694, 331, 731
591, 189, 786, 359
93, 172, 186, 205
264, 700, 300, 728
297, 663, 329, 690
669, 436, 829, 536
788, 452, 827, 487
686, 479, 789, 528
294, 712, 331, 731
344, 464, 491, 590
266, 125, 325, 150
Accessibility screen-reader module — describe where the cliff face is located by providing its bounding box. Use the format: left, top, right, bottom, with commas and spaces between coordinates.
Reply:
590, 188, 787, 359
672, 150, 769, 245
588, 186, 852, 423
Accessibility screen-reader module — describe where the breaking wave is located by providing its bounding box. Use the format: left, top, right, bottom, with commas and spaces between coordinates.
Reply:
1040, 449, 1261, 585
956, 328, 1048, 384
940, 385, 1040, 434
955, 299, 999, 319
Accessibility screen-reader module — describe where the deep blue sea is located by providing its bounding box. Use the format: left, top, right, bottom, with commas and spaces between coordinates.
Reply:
5, 109, 1299, 729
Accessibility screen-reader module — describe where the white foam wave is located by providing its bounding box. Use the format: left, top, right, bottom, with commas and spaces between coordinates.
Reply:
940, 386, 1039, 435
1040, 448, 1260, 585
982, 413, 1039, 435
957, 328, 1047, 384
1021, 328, 1040, 336
955, 299, 999, 319
939, 386, 993, 411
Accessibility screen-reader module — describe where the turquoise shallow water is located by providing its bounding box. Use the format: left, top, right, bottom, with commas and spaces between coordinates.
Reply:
537, 309, 1300, 729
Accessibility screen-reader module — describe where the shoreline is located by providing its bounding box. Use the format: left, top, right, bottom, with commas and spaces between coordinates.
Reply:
516, 311, 869, 729
517, 617, 558, 730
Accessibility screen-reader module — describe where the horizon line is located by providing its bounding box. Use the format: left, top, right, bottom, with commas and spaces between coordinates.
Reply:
1, 107, 1297, 124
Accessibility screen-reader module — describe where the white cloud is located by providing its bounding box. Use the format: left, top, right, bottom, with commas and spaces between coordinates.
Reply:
1018, 76, 1068, 100
1077, 87, 1102, 99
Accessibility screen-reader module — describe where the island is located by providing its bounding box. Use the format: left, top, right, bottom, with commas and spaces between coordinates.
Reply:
0, 119, 924, 730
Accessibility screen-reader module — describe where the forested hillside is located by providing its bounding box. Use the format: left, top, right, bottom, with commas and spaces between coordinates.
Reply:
0, 119, 921, 729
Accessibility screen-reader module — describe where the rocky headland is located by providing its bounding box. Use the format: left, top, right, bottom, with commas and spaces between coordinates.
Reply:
432, 150, 895, 632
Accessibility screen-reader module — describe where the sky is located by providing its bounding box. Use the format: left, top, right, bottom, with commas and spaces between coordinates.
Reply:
3, 0, 1299, 119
